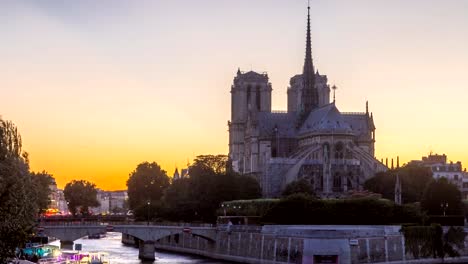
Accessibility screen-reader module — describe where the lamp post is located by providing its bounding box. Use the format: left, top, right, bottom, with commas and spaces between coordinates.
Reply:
222, 204, 226, 216
147, 200, 151, 225
441, 202, 448, 216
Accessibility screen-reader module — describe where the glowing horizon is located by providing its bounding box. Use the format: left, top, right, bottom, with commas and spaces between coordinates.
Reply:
2, 0, 468, 190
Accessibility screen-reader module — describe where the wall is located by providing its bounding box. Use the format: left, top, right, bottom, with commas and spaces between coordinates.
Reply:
123, 225, 421, 264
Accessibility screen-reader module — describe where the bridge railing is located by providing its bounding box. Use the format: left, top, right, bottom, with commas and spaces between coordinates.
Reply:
217, 224, 262, 233
38, 220, 215, 228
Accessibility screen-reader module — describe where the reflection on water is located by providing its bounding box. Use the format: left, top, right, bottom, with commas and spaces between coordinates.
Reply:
50, 232, 229, 264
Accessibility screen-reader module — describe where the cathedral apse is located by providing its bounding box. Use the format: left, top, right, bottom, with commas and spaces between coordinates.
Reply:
228, 6, 387, 198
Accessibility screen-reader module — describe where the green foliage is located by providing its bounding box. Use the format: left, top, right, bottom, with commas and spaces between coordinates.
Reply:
0, 118, 38, 263
364, 165, 433, 203
262, 195, 423, 225
401, 225, 466, 259
401, 225, 442, 259
126, 162, 170, 219
133, 201, 165, 222
64, 180, 100, 216
162, 155, 262, 222
31, 171, 54, 213
282, 178, 315, 197
443, 226, 466, 257
191, 155, 229, 175
421, 177, 463, 216
218, 199, 279, 217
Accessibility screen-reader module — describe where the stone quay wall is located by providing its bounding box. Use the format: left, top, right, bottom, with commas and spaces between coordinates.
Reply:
122, 225, 433, 263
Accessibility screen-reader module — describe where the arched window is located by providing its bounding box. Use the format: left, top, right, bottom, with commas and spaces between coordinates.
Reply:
335, 142, 344, 159
347, 172, 353, 189
247, 85, 252, 110
323, 143, 330, 163
333, 173, 341, 189
347, 177, 353, 189
256, 85, 261, 111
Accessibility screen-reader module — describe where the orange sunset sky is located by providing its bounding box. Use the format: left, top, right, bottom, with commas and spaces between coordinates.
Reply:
2, 0, 468, 190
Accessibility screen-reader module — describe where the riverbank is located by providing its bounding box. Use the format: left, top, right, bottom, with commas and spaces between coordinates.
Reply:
123, 225, 468, 264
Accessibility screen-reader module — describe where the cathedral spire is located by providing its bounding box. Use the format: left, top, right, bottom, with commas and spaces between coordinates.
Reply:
300, 3, 318, 119
304, 3, 314, 76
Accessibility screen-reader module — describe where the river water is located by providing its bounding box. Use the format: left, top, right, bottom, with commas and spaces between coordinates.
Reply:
50, 232, 230, 264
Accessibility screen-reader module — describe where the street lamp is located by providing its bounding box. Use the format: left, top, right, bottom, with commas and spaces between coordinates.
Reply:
221, 204, 227, 216
147, 200, 151, 225
441, 202, 448, 216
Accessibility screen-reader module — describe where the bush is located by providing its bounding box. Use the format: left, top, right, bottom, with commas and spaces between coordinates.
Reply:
427, 215, 465, 226
401, 225, 466, 259
218, 199, 279, 217
282, 179, 315, 197
262, 195, 423, 225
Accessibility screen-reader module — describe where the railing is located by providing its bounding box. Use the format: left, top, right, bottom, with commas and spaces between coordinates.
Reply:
217, 224, 262, 233
271, 110, 288, 114
341, 112, 366, 115
38, 220, 215, 228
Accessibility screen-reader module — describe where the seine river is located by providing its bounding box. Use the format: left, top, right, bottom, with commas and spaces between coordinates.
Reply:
50, 232, 229, 264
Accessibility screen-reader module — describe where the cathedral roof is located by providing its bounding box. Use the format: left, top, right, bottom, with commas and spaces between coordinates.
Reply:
342, 113, 373, 138
299, 103, 353, 136
257, 112, 297, 138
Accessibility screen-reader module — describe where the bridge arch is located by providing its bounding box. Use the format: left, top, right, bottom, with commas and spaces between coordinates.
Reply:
40, 224, 218, 260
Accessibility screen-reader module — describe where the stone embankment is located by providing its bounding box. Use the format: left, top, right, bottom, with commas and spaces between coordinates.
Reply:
122, 225, 438, 263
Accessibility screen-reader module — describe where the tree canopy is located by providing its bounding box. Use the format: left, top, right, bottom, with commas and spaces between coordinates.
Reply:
31, 171, 54, 213
0, 118, 38, 263
190, 154, 229, 176
421, 177, 463, 216
64, 180, 100, 216
126, 161, 170, 218
282, 178, 315, 197
162, 155, 261, 222
364, 165, 434, 203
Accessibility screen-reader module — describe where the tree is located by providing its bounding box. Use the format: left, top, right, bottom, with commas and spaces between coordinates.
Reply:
64, 180, 100, 216
282, 178, 315, 197
0, 118, 37, 262
421, 177, 462, 215
191, 155, 229, 175
31, 171, 55, 214
364, 165, 433, 203
126, 162, 170, 219
162, 155, 262, 222
162, 178, 196, 220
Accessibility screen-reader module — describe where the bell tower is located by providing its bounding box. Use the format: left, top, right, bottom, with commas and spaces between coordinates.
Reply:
228, 69, 271, 173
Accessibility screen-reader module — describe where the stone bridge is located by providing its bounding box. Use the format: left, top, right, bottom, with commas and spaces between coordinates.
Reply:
40, 224, 217, 260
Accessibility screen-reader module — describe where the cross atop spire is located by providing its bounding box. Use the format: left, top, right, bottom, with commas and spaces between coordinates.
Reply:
332, 85, 337, 103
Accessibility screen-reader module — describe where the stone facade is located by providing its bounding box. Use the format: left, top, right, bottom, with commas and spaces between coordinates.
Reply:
228, 7, 386, 198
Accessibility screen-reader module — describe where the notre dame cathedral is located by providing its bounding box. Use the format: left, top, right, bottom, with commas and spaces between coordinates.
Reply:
228, 6, 387, 198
